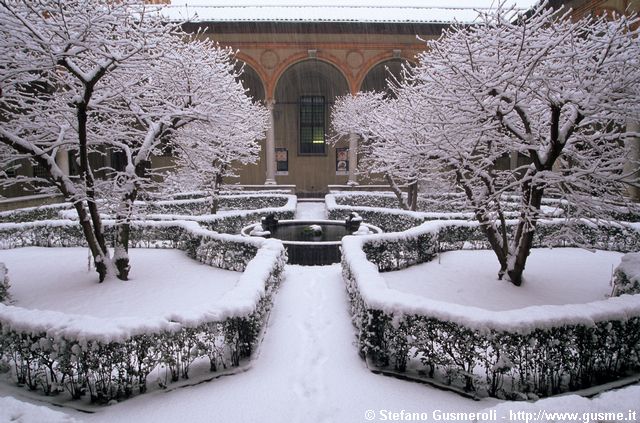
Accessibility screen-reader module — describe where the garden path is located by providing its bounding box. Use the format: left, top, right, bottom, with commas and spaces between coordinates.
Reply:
294, 200, 327, 220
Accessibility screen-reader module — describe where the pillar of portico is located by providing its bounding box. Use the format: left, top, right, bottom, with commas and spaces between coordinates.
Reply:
510, 151, 518, 170
55, 148, 70, 176
347, 132, 358, 186
265, 99, 276, 185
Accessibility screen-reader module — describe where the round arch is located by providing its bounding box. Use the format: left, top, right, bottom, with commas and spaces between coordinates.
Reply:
274, 58, 350, 102
270, 51, 353, 100
234, 54, 267, 103
355, 53, 417, 94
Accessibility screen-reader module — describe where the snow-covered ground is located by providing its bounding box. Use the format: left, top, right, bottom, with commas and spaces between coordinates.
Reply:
0, 396, 80, 423
1, 259, 638, 422
0, 203, 637, 422
1, 247, 239, 318
46, 264, 496, 423
383, 248, 621, 311
294, 201, 326, 220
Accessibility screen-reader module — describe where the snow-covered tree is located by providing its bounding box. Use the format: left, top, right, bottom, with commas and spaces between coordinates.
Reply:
162, 61, 268, 215
0, 0, 268, 281
333, 4, 640, 285
332, 92, 420, 210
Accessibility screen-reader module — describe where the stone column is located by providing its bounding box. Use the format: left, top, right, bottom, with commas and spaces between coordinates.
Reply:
55, 148, 69, 175
624, 120, 640, 200
347, 132, 358, 186
265, 99, 276, 185
510, 151, 518, 170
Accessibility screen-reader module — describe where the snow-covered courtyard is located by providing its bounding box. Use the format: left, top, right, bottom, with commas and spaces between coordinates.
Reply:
1, 201, 639, 422
1, 0, 640, 418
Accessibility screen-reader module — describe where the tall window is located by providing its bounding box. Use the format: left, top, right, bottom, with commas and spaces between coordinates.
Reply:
299, 96, 325, 154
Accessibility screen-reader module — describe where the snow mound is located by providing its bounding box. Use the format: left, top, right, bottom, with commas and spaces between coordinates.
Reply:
478, 385, 640, 422
0, 396, 80, 423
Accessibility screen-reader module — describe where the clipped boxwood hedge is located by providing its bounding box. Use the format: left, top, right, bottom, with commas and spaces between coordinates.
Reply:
0, 220, 286, 404
341, 215, 640, 399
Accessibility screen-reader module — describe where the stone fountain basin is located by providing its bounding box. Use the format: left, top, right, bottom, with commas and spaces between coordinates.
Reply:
241, 219, 382, 265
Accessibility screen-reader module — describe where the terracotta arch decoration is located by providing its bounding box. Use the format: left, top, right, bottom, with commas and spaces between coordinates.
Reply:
234, 52, 269, 100
268, 51, 354, 101
355, 52, 418, 94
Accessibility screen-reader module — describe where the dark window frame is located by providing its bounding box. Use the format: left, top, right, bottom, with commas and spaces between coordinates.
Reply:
299, 95, 326, 155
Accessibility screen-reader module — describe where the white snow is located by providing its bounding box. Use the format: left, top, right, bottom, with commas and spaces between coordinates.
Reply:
50, 265, 498, 423
478, 386, 640, 422
616, 252, 640, 285
1, 247, 240, 319
0, 264, 637, 422
294, 201, 326, 220
342, 232, 640, 334
160, 1, 537, 24
0, 396, 80, 423
383, 248, 621, 311
249, 224, 270, 236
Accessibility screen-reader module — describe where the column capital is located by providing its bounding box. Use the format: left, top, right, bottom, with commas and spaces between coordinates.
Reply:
266, 98, 276, 110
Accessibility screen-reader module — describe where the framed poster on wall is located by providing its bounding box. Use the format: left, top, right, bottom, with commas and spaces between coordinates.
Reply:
336, 147, 349, 175
276, 147, 288, 175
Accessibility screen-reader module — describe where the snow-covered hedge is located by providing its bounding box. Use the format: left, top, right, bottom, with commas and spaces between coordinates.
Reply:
341, 220, 640, 399
120, 194, 296, 235
478, 385, 640, 422
0, 196, 296, 244
359, 219, 640, 272
0, 202, 71, 224
327, 192, 638, 232
326, 194, 428, 232
144, 193, 292, 216
613, 253, 640, 296
330, 191, 472, 212
0, 263, 9, 303
0, 194, 296, 230
168, 189, 293, 201
0, 221, 286, 404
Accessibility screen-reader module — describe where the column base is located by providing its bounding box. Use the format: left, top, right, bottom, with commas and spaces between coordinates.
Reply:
264, 179, 277, 185
347, 180, 359, 187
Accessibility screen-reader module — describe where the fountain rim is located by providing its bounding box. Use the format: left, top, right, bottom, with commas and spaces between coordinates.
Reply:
240, 219, 383, 246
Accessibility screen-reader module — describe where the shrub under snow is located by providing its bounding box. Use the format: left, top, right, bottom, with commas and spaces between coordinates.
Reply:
341, 218, 640, 399
0, 262, 9, 303
0, 221, 286, 404
613, 253, 640, 297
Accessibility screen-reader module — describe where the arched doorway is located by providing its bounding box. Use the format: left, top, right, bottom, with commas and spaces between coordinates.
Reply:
273, 60, 350, 196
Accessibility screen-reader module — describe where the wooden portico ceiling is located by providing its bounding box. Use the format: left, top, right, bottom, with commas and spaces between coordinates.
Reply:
182, 21, 441, 98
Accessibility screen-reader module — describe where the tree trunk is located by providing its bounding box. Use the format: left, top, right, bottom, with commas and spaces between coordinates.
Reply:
209, 171, 223, 214
74, 201, 110, 282
113, 179, 140, 281
114, 223, 131, 281
506, 185, 544, 286
76, 98, 112, 279
407, 181, 418, 211
456, 170, 510, 280
475, 211, 509, 279
385, 173, 410, 210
